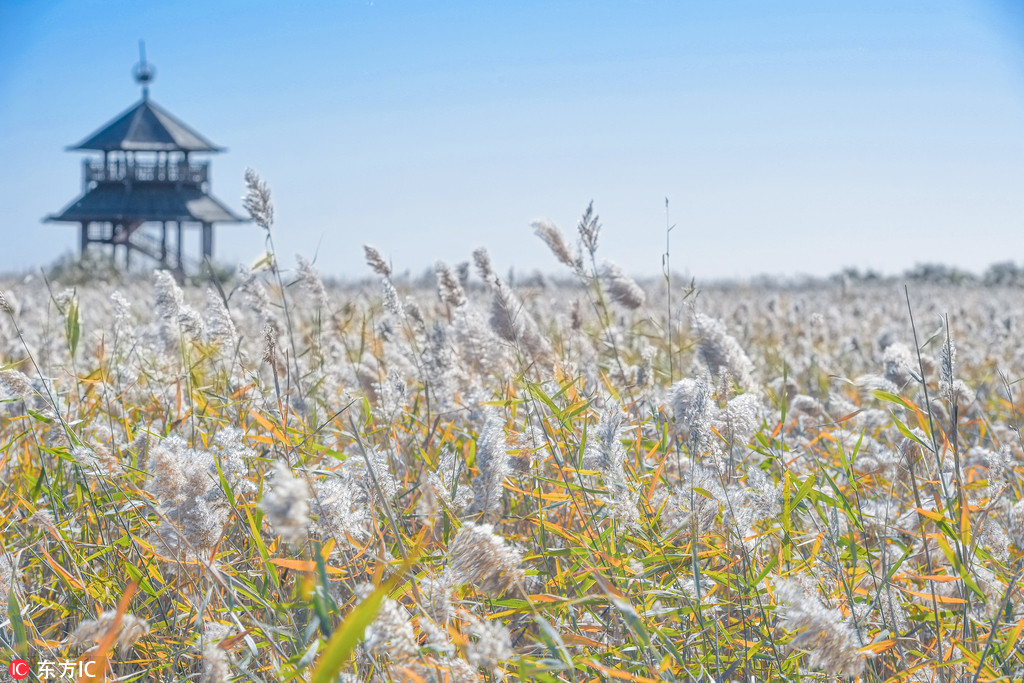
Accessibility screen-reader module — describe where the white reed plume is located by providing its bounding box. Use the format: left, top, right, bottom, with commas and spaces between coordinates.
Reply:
444, 522, 524, 597
363, 245, 392, 277
463, 610, 514, 669
774, 578, 866, 677
532, 219, 581, 273
198, 621, 233, 683
427, 449, 474, 514
882, 342, 915, 387
262, 322, 280, 370
0, 552, 18, 596
577, 201, 600, 258
468, 413, 509, 516
209, 428, 255, 496
442, 657, 482, 683
488, 279, 551, 360
261, 461, 311, 544
0, 369, 31, 398
600, 260, 646, 309
692, 313, 758, 392
670, 377, 716, 454
717, 393, 762, 446
203, 289, 237, 350
296, 254, 329, 307
153, 270, 183, 322
146, 437, 229, 559
583, 407, 640, 528
69, 610, 150, 650
473, 247, 496, 284
419, 575, 455, 624
435, 260, 467, 307
358, 447, 400, 502
940, 333, 961, 404
940, 338, 955, 380
110, 290, 132, 325
874, 583, 908, 634
357, 583, 418, 664
1008, 498, 1024, 547
178, 303, 206, 343
243, 168, 274, 230
238, 265, 273, 323
381, 279, 404, 319
311, 474, 372, 548
733, 466, 781, 534
199, 642, 230, 683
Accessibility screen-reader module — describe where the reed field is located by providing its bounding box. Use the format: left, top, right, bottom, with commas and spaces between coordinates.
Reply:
4, 174, 1024, 682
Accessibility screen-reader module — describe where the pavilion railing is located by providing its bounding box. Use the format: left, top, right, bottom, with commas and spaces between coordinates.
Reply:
84, 159, 209, 185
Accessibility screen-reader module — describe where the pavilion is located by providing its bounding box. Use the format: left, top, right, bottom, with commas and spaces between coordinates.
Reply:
47, 47, 243, 274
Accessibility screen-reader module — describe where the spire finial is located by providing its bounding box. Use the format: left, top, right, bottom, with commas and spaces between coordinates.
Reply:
132, 40, 155, 100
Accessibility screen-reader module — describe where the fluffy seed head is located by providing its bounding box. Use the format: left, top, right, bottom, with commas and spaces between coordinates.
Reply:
473, 247, 496, 284
243, 168, 274, 230
445, 523, 524, 597
940, 334, 959, 403
204, 289, 237, 349
296, 254, 328, 306
198, 623, 234, 683
577, 201, 600, 257
774, 578, 866, 677
0, 552, 17, 596
601, 260, 646, 309
153, 270, 183, 321
200, 642, 230, 683
356, 583, 418, 663
435, 261, 467, 307
261, 462, 311, 544
69, 610, 150, 650
532, 219, 581, 272
0, 370, 31, 398
469, 414, 509, 516
363, 245, 392, 277
111, 291, 132, 324
692, 313, 758, 392
464, 611, 514, 669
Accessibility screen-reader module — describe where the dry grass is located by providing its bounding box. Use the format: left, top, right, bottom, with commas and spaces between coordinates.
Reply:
2, 202, 1024, 682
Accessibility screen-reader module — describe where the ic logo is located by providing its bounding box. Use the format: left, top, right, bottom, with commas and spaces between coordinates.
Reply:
8, 659, 29, 679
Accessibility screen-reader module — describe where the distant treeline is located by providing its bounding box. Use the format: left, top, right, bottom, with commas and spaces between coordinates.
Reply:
834, 261, 1024, 286
12, 251, 1024, 290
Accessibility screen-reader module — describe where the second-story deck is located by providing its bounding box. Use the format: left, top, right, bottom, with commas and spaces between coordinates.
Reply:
84, 159, 209, 185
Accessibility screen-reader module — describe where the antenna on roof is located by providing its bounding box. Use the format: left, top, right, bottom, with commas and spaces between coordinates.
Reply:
133, 40, 155, 100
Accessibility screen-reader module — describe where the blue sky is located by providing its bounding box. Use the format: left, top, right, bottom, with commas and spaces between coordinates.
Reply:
2, 0, 1024, 280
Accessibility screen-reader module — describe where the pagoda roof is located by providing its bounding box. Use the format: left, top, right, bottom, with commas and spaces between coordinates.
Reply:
70, 98, 223, 153
47, 184, 243, 224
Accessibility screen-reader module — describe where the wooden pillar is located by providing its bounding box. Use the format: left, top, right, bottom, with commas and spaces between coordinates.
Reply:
161, 222, 168, 267
80, 222, 88, 257
176, 222, 183, 271
202, 223, 213, 261
124, 241, 131, 270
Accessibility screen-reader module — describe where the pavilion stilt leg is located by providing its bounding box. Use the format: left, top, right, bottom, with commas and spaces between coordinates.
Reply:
176, 222, 183, 272
161, 222, 168, 267
202, 223, 212, 263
